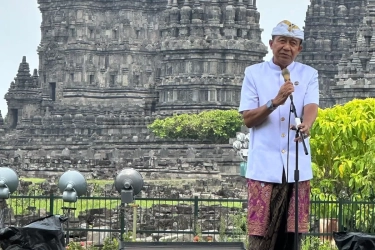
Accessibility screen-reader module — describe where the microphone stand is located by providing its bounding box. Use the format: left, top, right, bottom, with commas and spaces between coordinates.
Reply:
289, 95, 308, 250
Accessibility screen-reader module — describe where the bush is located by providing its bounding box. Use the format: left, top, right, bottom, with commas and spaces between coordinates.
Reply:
66, 237, 118, 250
101, 237, 119, 250
66, 241, 98, 250
310, 98, 375, 199
301, 236, 337, 250
148, 110, 243, 143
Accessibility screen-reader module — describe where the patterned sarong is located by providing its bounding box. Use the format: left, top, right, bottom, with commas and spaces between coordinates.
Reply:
247, 178, 310, 250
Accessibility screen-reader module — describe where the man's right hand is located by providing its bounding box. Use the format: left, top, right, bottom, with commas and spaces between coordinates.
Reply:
273, 81, 294, 106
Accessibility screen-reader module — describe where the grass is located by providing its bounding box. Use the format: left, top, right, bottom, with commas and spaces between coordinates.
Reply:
20, 177, 196, 186
20, 177, 46, 183
8, 177, 243, 217
8, 196, 244, 217
20, 177, 113, 185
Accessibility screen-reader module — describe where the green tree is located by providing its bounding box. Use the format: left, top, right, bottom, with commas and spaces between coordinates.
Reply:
148, 110, 243, 143
310, 98, 375, 199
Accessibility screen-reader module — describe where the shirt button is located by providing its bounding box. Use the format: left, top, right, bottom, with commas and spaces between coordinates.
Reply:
281, 117, 285, 121
282, 149, 286, 153
281, 133, 286, 137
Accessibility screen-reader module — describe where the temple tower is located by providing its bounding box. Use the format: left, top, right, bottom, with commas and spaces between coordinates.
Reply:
156, 0, 267, 114
4, 0, 266, 134
298, 0, 367, 107
5, 56, 41, 129
34, 0, 165, 118
331, 0, 375, 103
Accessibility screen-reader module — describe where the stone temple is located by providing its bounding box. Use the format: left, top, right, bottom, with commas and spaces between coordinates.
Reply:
297, 0, 371, 107
1, 0, 267, 179
4, 0, 375, 180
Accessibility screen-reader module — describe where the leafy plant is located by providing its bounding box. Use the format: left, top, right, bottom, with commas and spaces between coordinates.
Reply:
354, 204, 375, 232
148, 110, 243, 143
301, 236, 337, 250
66, 241, 98, 250
310, 98, 375, 199
66, 241, 84, 250
101, 237, 119, 250
122, 231, 134, 242
66, 237, 119, 250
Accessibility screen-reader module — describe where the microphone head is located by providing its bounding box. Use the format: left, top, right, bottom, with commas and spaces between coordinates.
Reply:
281, 68, 290, 82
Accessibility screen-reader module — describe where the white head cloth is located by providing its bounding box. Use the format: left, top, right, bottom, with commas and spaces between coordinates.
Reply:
271, 20, 304, 41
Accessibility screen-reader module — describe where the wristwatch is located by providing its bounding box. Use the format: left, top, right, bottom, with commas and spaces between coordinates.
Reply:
266, 99, 277, 111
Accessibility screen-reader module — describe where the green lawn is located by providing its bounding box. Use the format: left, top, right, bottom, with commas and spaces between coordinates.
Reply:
20, 177, 195, 186
10, 177, 244, 217
8, 195, 244, 217
20, 177, 113, 185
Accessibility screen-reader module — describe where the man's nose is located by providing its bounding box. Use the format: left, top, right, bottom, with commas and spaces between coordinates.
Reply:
282, 43, 292, 50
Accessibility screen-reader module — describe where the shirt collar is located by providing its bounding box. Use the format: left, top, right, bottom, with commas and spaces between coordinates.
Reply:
267, 57, 296, 72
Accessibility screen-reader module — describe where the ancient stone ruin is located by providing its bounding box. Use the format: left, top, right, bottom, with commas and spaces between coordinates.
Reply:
4, 0, 375, 180
1, 0, 267, 179
298, 0, 373, 107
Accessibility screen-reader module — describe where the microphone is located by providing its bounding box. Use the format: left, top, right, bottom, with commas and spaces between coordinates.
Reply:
281, 68, 292, 100
281, 68, 301, 127
281, 68, 291, 82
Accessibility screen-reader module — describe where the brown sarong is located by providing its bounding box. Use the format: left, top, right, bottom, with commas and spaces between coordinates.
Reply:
247, 178, 310, 250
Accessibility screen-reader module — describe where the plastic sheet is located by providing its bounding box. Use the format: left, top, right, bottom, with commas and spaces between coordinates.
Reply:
0, 215, 67, 250
333, 231, 375, 250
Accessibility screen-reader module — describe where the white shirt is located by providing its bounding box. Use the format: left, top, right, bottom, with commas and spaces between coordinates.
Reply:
238, 59, 319, 183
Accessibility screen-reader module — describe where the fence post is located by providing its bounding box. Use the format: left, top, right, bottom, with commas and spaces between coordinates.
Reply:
338, 197, 343, 231
193, 196, 198, 235
49, 192, 54, 215
131, 204, 139, 241
120, 204, 125, 242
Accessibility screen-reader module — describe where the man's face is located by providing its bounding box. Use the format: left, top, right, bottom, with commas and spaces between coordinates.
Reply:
269, 36, 302, 68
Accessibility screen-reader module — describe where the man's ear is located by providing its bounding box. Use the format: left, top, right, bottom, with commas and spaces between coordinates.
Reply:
269, 39, 273, 48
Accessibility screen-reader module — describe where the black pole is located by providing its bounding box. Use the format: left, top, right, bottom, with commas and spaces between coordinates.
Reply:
62, 206, 76, 247
119, 203, 126, 250
294, 131, 299, 250
289, 97, 308, 250
66, 217, 70, 246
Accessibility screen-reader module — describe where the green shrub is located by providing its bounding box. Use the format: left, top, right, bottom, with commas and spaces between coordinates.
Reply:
66, 241, 98, 250
148, 110, 243, 143
301, 236, 337, 250
101, 237, 119, 250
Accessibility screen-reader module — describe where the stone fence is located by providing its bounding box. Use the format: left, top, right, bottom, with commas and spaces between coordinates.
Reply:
0, 142, 243, 179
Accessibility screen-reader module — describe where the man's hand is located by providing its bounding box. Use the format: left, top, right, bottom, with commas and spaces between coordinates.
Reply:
298, 123, 311, 137
273, 81, 294, 106
290, 123, 311, 142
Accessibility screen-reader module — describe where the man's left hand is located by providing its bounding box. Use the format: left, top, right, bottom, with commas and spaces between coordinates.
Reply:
290, 123, 311, 142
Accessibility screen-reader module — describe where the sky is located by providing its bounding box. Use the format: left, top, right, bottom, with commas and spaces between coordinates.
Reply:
0, 0, 310, 117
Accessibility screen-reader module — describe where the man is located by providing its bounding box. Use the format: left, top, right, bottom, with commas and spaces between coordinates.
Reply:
238, 20, 319, 250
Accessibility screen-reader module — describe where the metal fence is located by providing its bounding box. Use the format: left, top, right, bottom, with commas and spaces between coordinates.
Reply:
1, 193, 374, 248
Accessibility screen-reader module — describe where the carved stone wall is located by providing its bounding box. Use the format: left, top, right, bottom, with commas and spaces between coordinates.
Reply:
331, 0, 375, 103
5, 0, 266, 127
3, 0, 265, 178
298, 0, 367, 108
0, 142, 242, 179
36, 0, 163, 113
156, 0, 267, 113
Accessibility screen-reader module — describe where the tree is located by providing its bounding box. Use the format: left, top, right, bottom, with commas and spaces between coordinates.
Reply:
310, 98, 375, 199
147, 110, 243, 143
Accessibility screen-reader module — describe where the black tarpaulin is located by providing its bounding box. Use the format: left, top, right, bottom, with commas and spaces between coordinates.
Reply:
333, 231, 375, 250
0, 215, 67, 250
